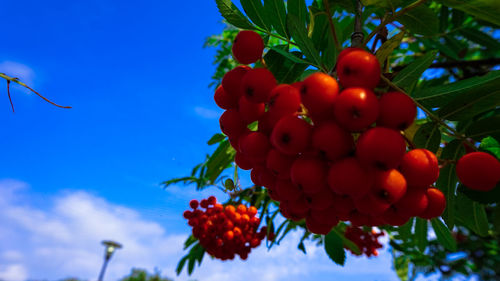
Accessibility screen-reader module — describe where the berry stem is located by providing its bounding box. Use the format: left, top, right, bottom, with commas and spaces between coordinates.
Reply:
323, 0, 341, 51
364, 0, 428, 45
401, 132, 416, 150
351, 0, 364, 47
380, 75, 478, 151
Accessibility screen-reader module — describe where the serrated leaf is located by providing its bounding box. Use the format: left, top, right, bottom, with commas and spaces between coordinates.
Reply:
431, 218, 457, 251
414, 70, 500, 109
241, 0, 272, 31
479, 136, 500, 159
264, 0, 289, 38
310, 14, 329, 52
397, 5, 439, 36
393, 51, 437, 93
287, 15, 323, 68
466, 115, 500, 142
268, 46, 310, 64
205, 140, 236, 184
460, 28, 500, 52
288, 0, 308, 28
176, 255, 189, 275
264, 46, 309, 83
376, 31, 404, 64
455, 193, 490, 236
322, 22, 338, 73
207, 133, 226, 145
215, 0, 256, 29
415, 218, 428, 252
325, 231, 346, 265
398, 217, 414, 241
437, 89, 500, 121
438, 0, 500, 27
413, 122, 441, 153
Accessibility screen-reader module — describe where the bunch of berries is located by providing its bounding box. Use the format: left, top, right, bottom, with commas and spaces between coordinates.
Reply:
183, 196, 268, 260
344, 226, 384, 257
215, 30, 447, 234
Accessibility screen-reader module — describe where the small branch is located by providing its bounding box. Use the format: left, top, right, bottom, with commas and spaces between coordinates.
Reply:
380, 74, 478, 151
364, 0, 427, 45
323, 0, 341, 50
392, 58, 500, 71
351, 0, 364, 47
6, 80, 14, 112
402, 133, 416, 150
0, 73, 71, 110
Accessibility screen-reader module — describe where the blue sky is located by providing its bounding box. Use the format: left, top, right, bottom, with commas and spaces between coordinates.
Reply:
0, 1, 448, 281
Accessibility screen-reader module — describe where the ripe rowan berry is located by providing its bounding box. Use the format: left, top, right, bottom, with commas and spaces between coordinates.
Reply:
333, 87, 379, 131
327, 157, 373, 198
337, 49, 381, 89
456, 152, 500, 191
290, 155, 328, 194
400, 149, 439, 187
268, 84, 302, 118
232, 30, 264, 65
377, 91, 416, 130
419, 188, 446, 219
271, 115, 312, 155
241, 68, 277, 103
311, 121, 354, 161
356, 127, 406, 170
300, 72, 339, 117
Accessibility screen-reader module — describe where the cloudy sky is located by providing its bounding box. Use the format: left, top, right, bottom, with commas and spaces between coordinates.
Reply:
0, 1, 437, 281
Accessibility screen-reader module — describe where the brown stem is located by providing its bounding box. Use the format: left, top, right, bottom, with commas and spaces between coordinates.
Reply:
6, 80, 14, 112
364, 0, 428, 45
402, 132, 416, 150
351, 0, 364, 47
323, 0, 341, 50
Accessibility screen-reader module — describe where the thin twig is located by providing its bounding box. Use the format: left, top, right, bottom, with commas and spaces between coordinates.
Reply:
364, 0, 428, 45
323, 0, 341, 50
6, 80, 14, 112
351, 0, 364, 47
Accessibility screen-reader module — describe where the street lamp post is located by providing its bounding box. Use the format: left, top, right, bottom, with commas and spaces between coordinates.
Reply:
97, 240, 123, 281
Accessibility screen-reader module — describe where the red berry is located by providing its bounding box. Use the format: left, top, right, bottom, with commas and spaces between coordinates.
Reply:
356, 127, 406, 170
311, 121, 354, 161
214, 85, 238, 110
241, 68, 277, 103
419, 188, 446, 219
372, 169, 407, 204
377, 91, 416, 130
333, 87, 379, 131
456, 152, 500, 191
393, 187, 429, 217
275, 179, 302, 201
337, 49, 380, 89
271, 115, 312, 155
190, 199, 199, 209
268, 84, 302, 118
219, 109, 246, 136
222, 66, 250, 98
290, 155, 328, 195
232, 30, 264, 64
306, 215, 335, 235
238, 96, 265, 123
327, 157, 373, 199
238, 132, 271, 163
235, 152, 254, 170
300, 72, 339, 117
400, 149, 439, 187
266, 149, 295, 179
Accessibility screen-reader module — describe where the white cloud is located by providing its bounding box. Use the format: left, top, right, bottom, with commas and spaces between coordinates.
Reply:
0, 179, 400, 281
194, 106, 219, 119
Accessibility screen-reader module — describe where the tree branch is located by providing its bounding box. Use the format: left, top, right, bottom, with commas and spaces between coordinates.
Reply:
351, 0, 364, 47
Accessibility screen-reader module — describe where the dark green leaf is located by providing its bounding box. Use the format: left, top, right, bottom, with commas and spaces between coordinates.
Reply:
493, 205, 500, 234
422, 39, 460, 60
415, 218, 428, 252
437, 88, 500, 121
398, 217, 414, 241
451, 9, 464, 28
287, 15, 323, 68
265, 46, 309, 83
466, 115, 500, 142
397, 5, 439, 36
287, 0, 308, 28
362, 0, 402, 10
455, 193, 490, 236
322, 22, 338, 73
207, 133, 226, 145
310, 14, 329, 52
393, 51, 437, 93
412, 122, 441, 153
241, 0, 272, 31
324, 231, 346, 265
458, 183, 500, 204
438, 0, 500, 27
413, 71, 500, 109
298, 241, 306, 254
176, 255, 189, 275
431, 218, 457, 251
333, 227, 361, 255
436, 139, 465, 229
268, 46, 310, 64
439, 6, 449, 32
460, 28, 500, 52
334, 0, 356, 13
375, 31, 404, 65
187, 256, 196, 275
215, 0, 256, 29
394, 255, 409, 281
205, 140, 236, 184
264, 0, 289, 37
184, 235, 198, 250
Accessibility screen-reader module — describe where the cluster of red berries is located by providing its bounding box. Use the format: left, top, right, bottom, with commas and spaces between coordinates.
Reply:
456, 151, 500, 192
183, 196, 268, 260
215, 30, 447, 234
344, 226, 384, 257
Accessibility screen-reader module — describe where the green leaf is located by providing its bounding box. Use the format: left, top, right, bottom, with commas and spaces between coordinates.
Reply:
215, 0, 256, 29
241, 0, 272, 31
322, 23, 338, 73
375, 31, 405, 65
479, 136, 500, 159
438, 0, 500, 27
176, 255, 189, 275
287, 0, 308, 28
436, 139, 465, 229
362, 0, 402, 10
437, 88, 500, 121
287, 15, 323, 68
466, 115, 500, 142
493, 205, 500, 234
394, 255, 409, 281
439, 6, 449, 32
333, 227, 361, 255
455, 193, 490, 236
334, 0, 356, 13
398, 217, 414, 241
458, 183, 500, 204
415, 218, 428, 252
431, 218, 457, 251
264, 0, 289, 38
413, 70, 500, 109
324, 231, 346, 265
460, 28, 500, 52
393, 51, 437, 93
412, 122, 441, 153
205, 140, 236, 184
264, 45, 309, 83
310, 14, 329, 52
397, 5, 439, 36
207, 133, 226, 145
